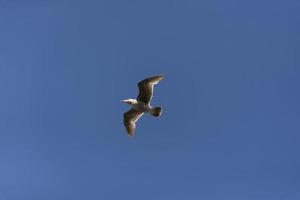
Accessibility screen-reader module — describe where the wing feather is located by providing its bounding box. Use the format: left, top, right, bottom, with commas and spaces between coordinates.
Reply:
123, 108, 144, 136
137, 74, 164, 104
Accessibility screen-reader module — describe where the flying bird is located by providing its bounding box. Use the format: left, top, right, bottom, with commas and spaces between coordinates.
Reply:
121, 74, 164, 136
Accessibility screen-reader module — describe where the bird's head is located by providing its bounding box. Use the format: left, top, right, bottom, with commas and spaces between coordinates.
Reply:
120, 98, 137, 105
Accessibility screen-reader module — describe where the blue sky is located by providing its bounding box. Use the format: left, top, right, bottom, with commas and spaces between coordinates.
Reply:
0, 0, 300, 199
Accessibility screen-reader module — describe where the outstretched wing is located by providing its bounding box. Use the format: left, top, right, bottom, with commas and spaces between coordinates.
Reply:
137, 74, 164, 104
123, 108, 144, 136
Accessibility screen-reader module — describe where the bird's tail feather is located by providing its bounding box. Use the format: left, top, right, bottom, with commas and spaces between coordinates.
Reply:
151, 107, 162, 117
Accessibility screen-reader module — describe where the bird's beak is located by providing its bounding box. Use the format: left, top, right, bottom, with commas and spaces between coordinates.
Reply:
120, 99, 126, 103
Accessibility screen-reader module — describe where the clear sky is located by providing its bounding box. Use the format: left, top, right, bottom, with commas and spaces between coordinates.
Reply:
0, 0, 299, 199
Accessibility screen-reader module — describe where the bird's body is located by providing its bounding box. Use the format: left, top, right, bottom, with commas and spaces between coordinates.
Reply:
121, 74, 164, 136
132, 101, 152, 113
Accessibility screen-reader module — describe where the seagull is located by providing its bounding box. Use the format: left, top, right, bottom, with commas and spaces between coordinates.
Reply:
121, 74, 164, 136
